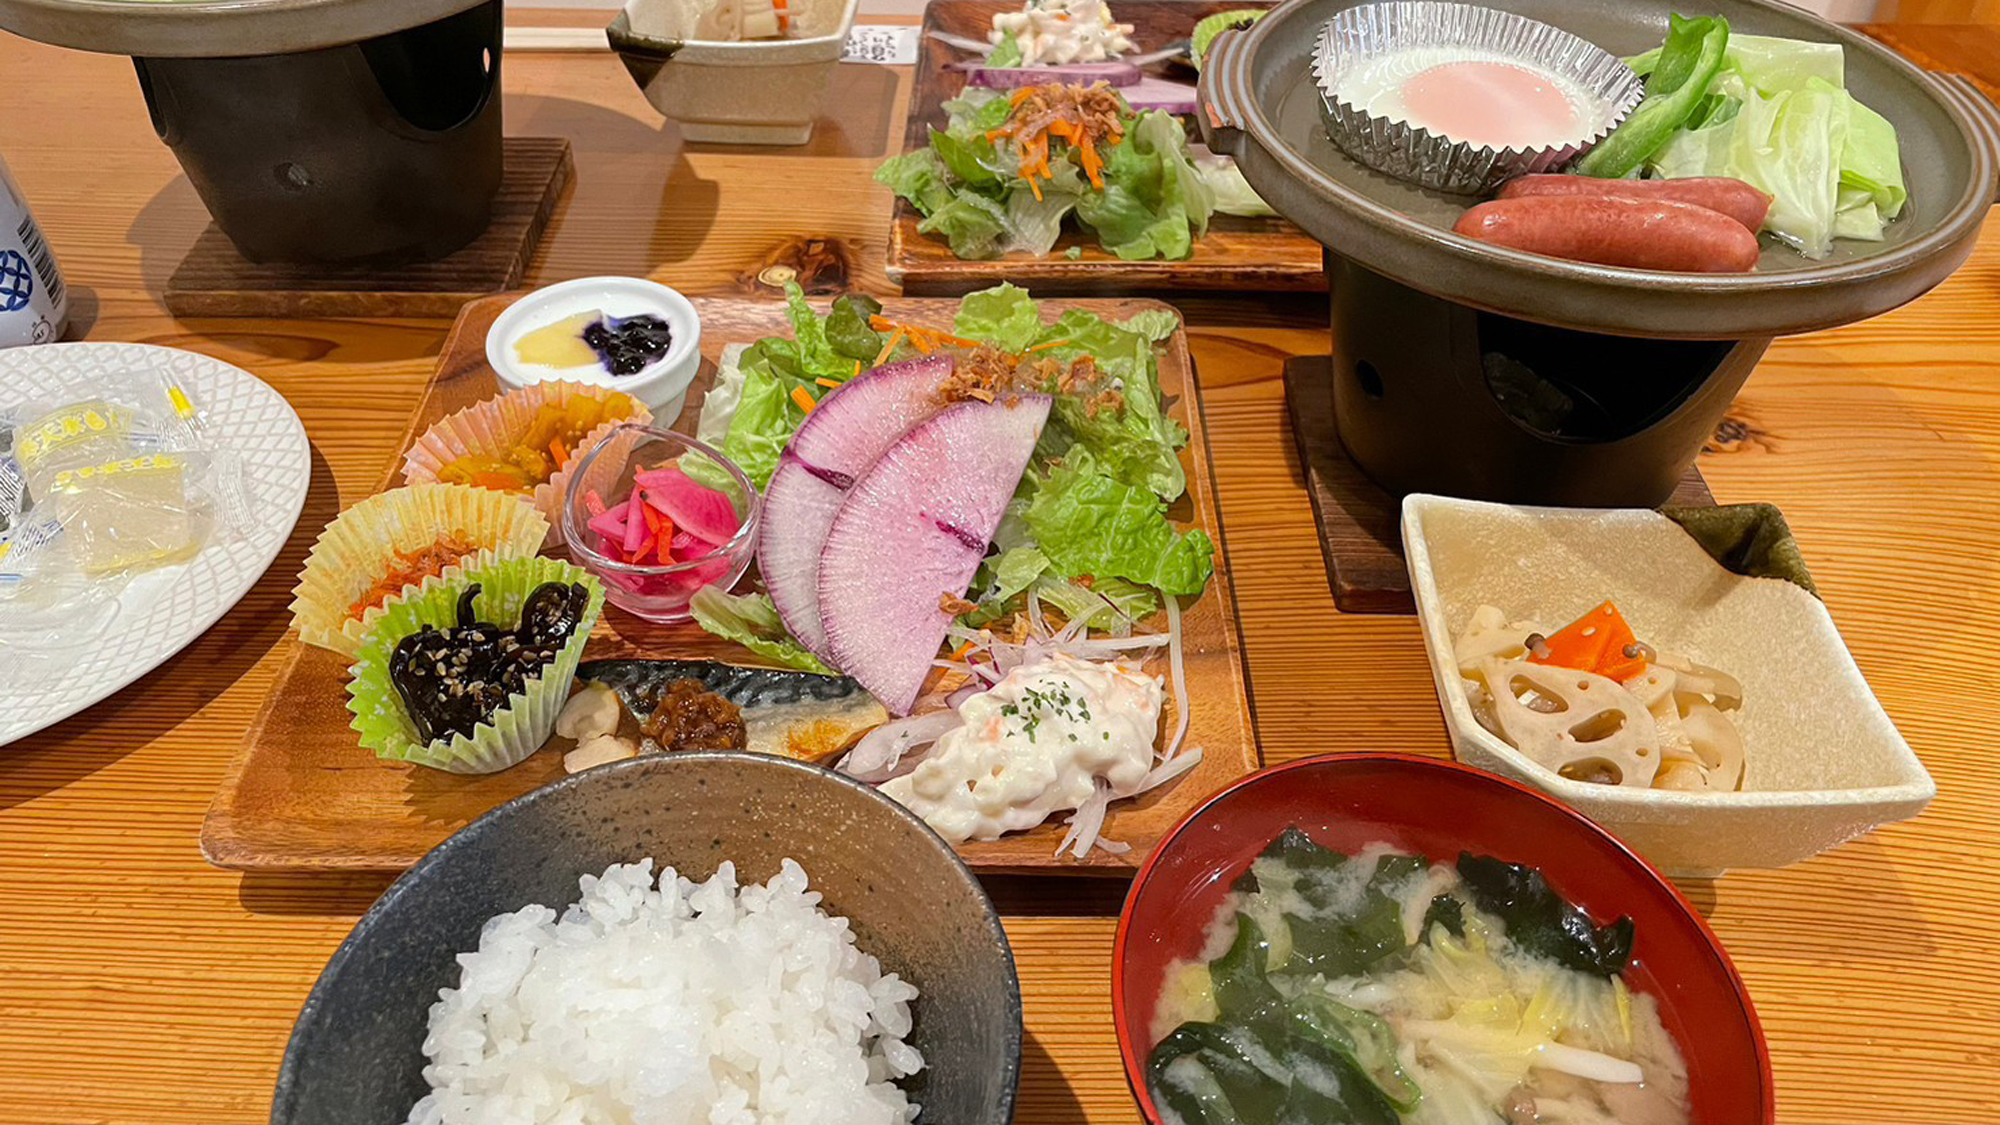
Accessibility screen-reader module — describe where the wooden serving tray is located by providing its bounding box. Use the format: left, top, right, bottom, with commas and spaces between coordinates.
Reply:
887, 0, 1325, 295
202, 294, 1259, 873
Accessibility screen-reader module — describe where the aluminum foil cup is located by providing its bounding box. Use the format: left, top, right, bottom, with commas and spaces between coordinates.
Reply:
1312, 1, 1644, 195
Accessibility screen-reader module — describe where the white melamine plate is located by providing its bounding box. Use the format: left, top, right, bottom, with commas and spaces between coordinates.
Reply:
0, 342, 309, 746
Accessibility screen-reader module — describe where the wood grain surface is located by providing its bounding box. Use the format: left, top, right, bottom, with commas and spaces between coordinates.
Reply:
163, 138, 578, 320
886, 0, 1326, 294
204, 293, 1258, 874
0, 11, 1997, 1125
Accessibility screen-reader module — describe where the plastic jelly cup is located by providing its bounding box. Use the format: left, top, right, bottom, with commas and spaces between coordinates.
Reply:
560, 423, 759, 623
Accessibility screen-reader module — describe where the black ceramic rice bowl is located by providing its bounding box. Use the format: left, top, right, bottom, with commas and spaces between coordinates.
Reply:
270, 752, 1022, 1125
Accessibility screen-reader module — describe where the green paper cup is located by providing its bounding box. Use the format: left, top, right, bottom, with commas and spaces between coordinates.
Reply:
347, 555, 604, 774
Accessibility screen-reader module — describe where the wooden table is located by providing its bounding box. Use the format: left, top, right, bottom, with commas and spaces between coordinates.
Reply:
1, 11, 1997, 1124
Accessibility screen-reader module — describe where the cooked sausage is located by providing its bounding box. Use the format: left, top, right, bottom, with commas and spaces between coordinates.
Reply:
1453, 196, 1762, 273
1497, 174, 1774, 233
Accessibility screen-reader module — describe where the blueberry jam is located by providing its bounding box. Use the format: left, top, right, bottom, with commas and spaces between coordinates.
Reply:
584, 314, 674, 376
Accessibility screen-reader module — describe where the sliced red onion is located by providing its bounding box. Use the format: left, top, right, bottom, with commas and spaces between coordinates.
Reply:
1056, 778, 1120, 859
956, 61, 1144, 89
1136, 746, 1203, 794
1120, 77, 1198, 115
1163, 593, 1191, 762
841, 709, 963, 782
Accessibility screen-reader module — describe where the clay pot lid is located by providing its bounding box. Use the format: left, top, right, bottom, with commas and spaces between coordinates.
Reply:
1200, 0, 2000, 339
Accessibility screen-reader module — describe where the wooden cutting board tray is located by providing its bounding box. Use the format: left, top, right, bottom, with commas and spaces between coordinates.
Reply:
887, 0, 1325, 295
202, 294, 1259, 873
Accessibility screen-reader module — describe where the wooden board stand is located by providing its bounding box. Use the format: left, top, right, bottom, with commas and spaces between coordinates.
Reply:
164, 137, 574, 319
1284, 356, 1716, 615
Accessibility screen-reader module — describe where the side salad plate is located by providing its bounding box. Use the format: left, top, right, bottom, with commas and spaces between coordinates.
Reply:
202, 291, 1258, 873
886, 0, 1325, 294
0, 343, 309, 746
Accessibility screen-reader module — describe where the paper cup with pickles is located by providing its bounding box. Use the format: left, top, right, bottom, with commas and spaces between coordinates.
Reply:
347, 554, 604, 775
401, 381, 652, 547
290, 482, 550, 660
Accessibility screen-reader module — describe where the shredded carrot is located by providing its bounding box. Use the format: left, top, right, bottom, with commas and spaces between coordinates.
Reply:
1079, 133, 1103, 189
815, 377, 842, 389
853, 358, 863, 377
655, 513, 677, 564
1026, 339, 1071, 353
548, 436, 570, 470
790, 386, 817, 413
1026, 175, 1044, 201
873, 327, 905, 366
469, 470, 522, 491
869, 315, 893, 331
909, 331, 934, 354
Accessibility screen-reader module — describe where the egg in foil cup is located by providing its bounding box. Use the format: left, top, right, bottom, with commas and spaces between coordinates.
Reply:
1312, 1, 1644, 195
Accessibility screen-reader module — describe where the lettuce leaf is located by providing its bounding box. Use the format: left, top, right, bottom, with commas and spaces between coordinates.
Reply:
1194, 153, 1276, 217
714, 348, 804, 489
1026, 456, 1214, 595
916, 192, 1011, 259
987, 32, 1023, 68
954, 282, 1046, 353
873, 148, 956, 216
962, 544, 1161, 630
1649, 74, 1849, 258
876, 89, 1216, 262
1840, 94, 1906, 220
688, 587, 835, 674
700, 282, 882, 488
1033, 307, 1188, 500
1717, 32, 1844, 93
824, 292, 885, 362
1627, 23, 1902, 253
1074, 111, 1215, 260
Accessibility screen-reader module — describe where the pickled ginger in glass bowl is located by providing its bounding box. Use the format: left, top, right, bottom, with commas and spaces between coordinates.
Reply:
561, 424, 760, 622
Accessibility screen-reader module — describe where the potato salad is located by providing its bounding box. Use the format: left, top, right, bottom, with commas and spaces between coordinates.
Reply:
881, 652, 1161, 844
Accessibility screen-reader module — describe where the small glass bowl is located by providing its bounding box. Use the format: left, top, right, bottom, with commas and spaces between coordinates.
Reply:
561, 423, 760, 623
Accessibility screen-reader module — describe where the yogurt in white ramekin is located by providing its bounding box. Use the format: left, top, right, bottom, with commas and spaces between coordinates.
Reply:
486, 277, 703, 420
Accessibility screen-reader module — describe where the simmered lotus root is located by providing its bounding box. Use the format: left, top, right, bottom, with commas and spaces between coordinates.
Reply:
1452, 604, 1547, 674
1476, 658, 1661, 788
1678, 697, 1745, 790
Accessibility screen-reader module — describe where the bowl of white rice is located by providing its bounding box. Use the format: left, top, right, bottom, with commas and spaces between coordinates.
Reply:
271, 751, 1021, 1125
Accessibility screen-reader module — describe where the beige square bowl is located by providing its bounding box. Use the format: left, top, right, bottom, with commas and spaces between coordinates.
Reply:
610, 0, 859, 145
1402, 494, 1934, 877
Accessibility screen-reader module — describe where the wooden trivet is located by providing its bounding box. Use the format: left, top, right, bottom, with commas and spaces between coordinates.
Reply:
164, 137, 574, 319
1284, 356, 1715, 615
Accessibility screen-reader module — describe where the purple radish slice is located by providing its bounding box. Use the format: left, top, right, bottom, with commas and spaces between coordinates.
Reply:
955, 61, 1142, 88
818, 394, 1052, 715
759, 355, 958, 659
1119, 77, 1198, 115
633, 465, 743, 545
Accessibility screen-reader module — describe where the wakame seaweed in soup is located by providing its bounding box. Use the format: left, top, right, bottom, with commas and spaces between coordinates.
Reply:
1144, 829, 1690, 1125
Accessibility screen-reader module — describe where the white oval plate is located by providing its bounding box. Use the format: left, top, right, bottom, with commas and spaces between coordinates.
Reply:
0, 342, 309, 746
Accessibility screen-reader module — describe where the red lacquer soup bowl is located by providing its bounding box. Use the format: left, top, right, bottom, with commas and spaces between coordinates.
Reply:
1113, 753, 1773, 1124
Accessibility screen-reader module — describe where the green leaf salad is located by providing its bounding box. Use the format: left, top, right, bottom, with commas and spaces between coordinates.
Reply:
693, 281, 1214, 660
1580, 14, 1907, 259
876, 83, 1264, 261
